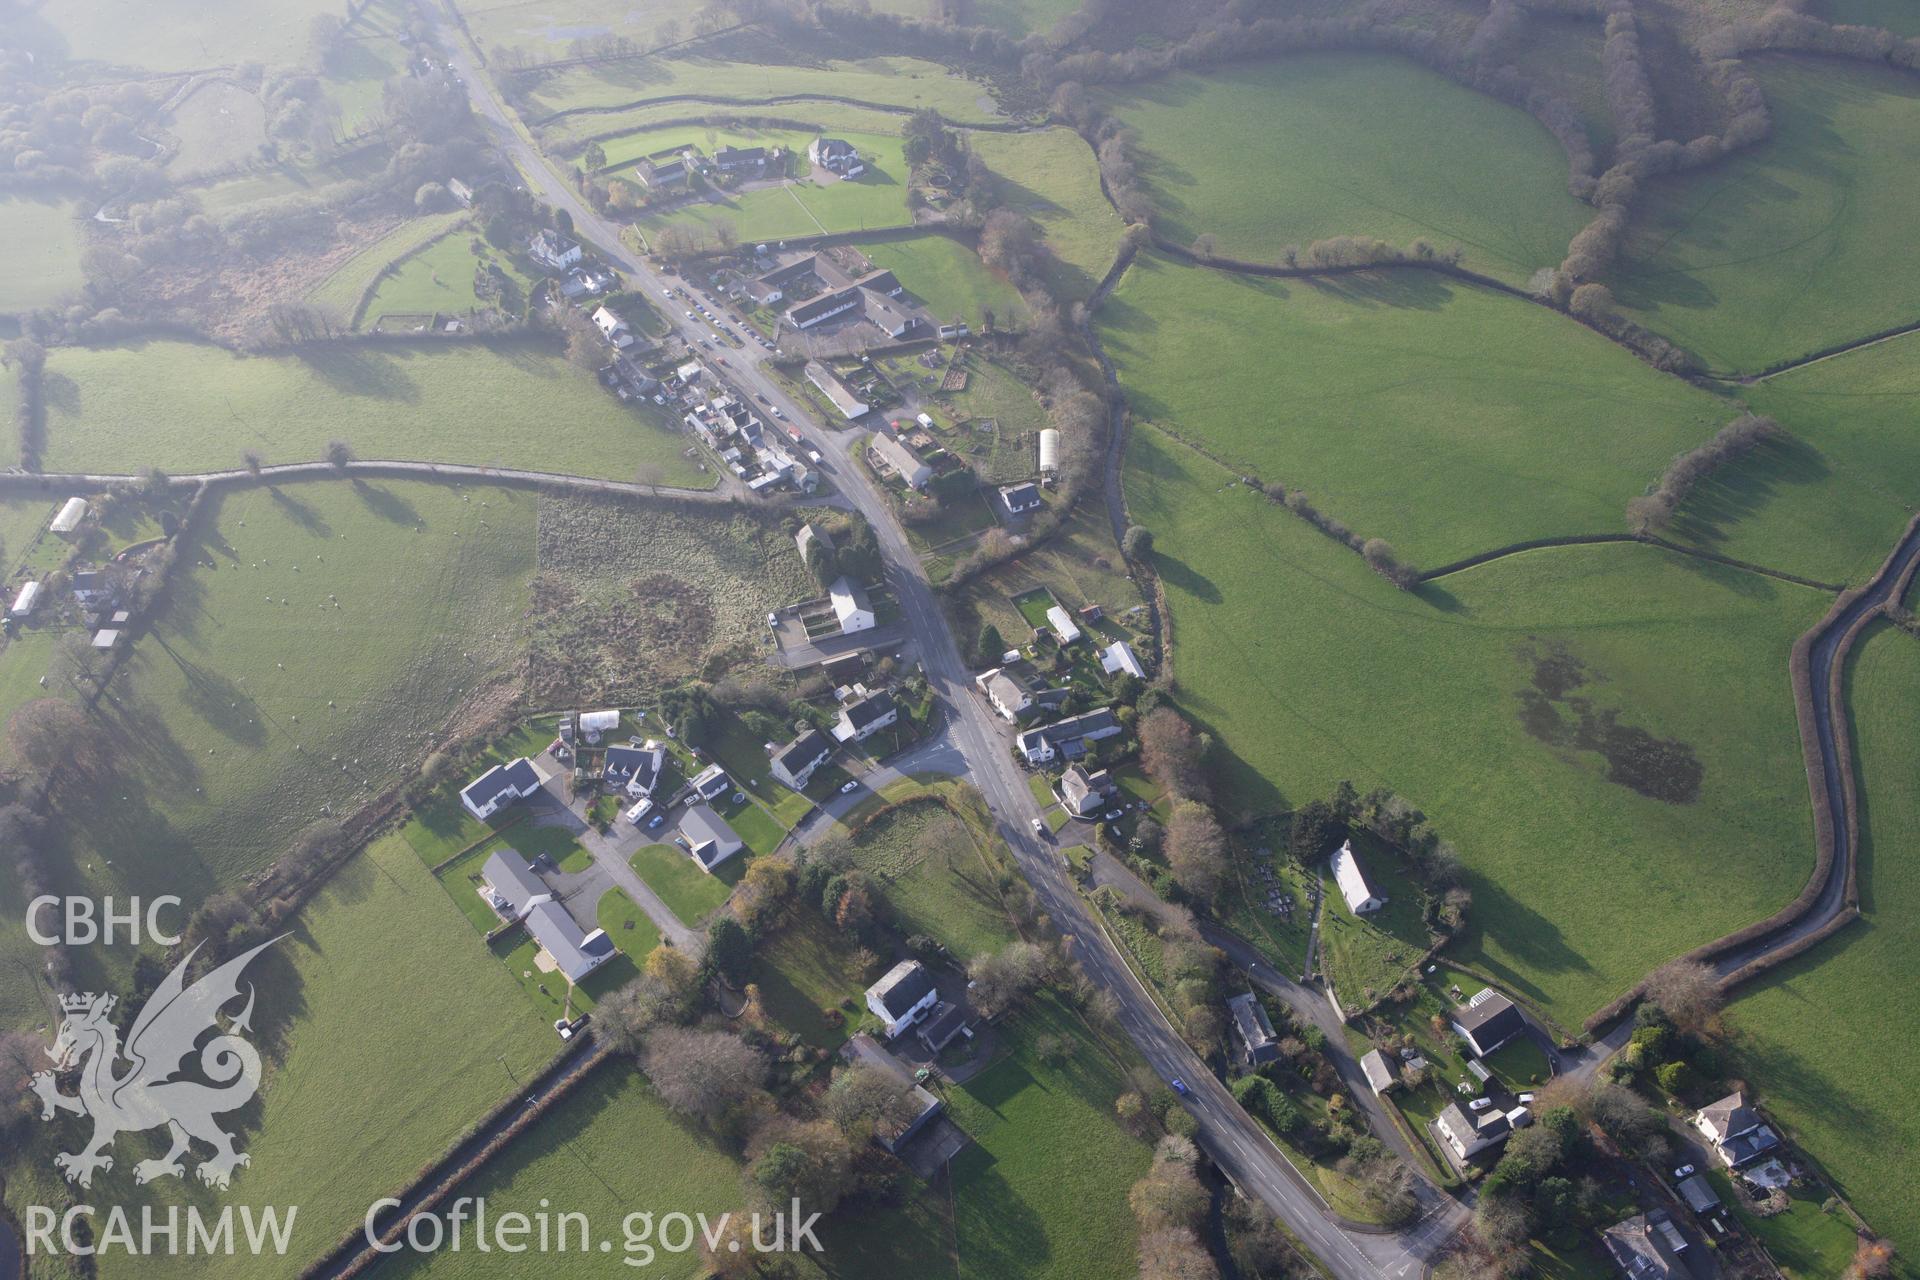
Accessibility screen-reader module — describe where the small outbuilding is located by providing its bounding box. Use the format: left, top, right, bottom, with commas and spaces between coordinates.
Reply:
49, 497, 89, 534
1359, 1049, 1399, 1095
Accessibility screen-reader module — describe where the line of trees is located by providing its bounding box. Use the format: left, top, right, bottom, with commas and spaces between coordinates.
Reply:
1626, 413, 1783, 533
4, 338, 46, 471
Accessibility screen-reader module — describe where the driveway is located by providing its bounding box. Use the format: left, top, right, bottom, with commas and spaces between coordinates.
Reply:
522, 792, 697, 949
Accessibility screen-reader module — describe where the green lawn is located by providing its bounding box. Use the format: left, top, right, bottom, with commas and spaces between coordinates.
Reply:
362, 231, 538, 323
0, 195, 84, 313
629, 841, 734, 925
1727, 609, 1920, 1271
754, 909, 865, 1049
165, 80, 267, 179
597, 887, 663, 958
970, 127, 1124, 300
1126, 427, 1830, 1026
1823, 0, 1920, 34
1610, 56, 1920, 374
301, 212, 471, 319
1101, 55, 1593, 286
858, 235, 1027, 330
1483, 1033, 1552, 1090
2, 831, 553, 1280
521, 51, 1002, 124
1101, 254, 1733, 568
849, 798, 1018, 958
1706, 1170, 1865, 1280
183, 143, 393, 214
39, 338, 711, 487
593, 121, 807, 173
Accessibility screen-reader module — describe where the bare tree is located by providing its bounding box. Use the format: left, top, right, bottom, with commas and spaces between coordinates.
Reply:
1642, 959, 1725, 1040
1140, 707, 1208, 802
967, 940, 1050, 1017
1165, 801, 1228, 904
641, 1027, 765, 1120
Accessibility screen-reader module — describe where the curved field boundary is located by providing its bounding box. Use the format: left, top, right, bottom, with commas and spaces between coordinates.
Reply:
1584, 511, 1920, 1032
1418, 532, 1846, 592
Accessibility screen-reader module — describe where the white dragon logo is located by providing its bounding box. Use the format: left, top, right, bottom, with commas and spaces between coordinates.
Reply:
31, 938, 278, 1191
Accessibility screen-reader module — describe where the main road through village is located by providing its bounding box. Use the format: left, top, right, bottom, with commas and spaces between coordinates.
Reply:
423, 14, 1469, 1274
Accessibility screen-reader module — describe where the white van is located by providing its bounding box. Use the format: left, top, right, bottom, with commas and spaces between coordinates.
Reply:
625, 798, 655, 826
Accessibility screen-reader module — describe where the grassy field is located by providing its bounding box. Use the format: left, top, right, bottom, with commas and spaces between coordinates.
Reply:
48, 480, 538, 909
850, 798, 1016, 958
2, 831, 554, 1280
1100, 55, 1593, 286
1726, 610, 1920, 1273
520, 49, 1003, 123
39, 0, 337, 68
858, 235, 1027, 329
593, 120, 806, 173
323, 0, 415, 133
544, 99, 912, 150
165, 80, 267, 180
632, 129, 914, 243
1822, 0, 1920, 34
186, 143, 392, 215
39, 338, 711, 486
1100, 254, 1733, 568
755, 909, 866, 1048
972, 0, 1080, 38
303, 211, 470, 320
969, 127, 1124, 300
374, 1067, 751, 1280
0, 196, 85, 313
1610, 56, 1920, 374
361, 230, 538, 324
630, 842, 734, 925
1705, 1169, 1865, 1280
1125, 427, 1830, 1025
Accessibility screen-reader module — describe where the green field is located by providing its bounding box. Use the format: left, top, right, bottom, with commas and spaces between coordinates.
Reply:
1, 831, 554, 1280
632, 128, 914, 244
362, 230, 538, 325
48, 480, 538, 905
755, 909, 866, 1048
969, 127, 1125, 300
1822, 0, 1920, 34
165, 80, 267, 180
0, 196, 85, 313
972, 0, 1080, 38
521, 51, 1002, 123
1101, 254, 1732, 567
1126, 427, 1830, 1024
304, 211, 471, 320
39, 339, 711, 486
1611, 56, 1920, 373
375, 1067, 751, 1280
593, 121, 806, 174
850, 799, 1017, 958
38, 0, 338, 69
186, 143, 393, 214
1101, 55, 1593, 286
324, 0, 415, 133
858, 235, 1027, 329
1727, 608, 1920, 1272
629, 841, 734, 925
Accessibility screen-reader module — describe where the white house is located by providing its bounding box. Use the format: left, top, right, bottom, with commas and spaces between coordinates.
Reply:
1015, 709, 1122, 765
809, 137, 861, 176
1045, 605, 1081, 646
830, 576, 876, 634
49, 497, 88, 534
833, 690, 899, 744
770, 728, 834, 791
1100, 641, 1146, 680
679, 803, 745, 871
975, 669, 1032, 722
806, 362, 869, 419
592, 305, 634, 349
865, 959, 938, 1038
999, 482, 1042, 514
1330, 840, 1385, 914
529, 229, 583, 271
459, 757, 547, 820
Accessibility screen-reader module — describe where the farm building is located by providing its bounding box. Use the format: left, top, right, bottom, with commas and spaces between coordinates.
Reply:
8, 580, 41, 618
90, 629, 119, 650
999, 483, 1042, 514
864, 290, 915, 338
795, 521, 834, 569
49, 497, 88, 534
833, 689, 899, 743
460, 757, 547, 820
1360, 1049, 1399, 1095
679, 804, 745, 871
1226, 992, 1280, 1066
1045, 605, 1081, 646
865, 959, 938, 1038
1101, 640, 1146, 679
788, 287, 863, 330
1450, 989, 1526, 1058
806, 362, 869, 419
869, 433, 931, 489
770, 728, 834, 790
830, 577, 876, 633
1330, 840, 1385, 914
447, 178, 474, 207
480, 849, 617, 983
634, 150, 692, 187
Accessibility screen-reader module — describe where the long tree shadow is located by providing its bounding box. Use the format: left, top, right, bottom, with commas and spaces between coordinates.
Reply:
268, 485, 335, 537
1666, 434, 1832, 551
144, 630, 269, 747
291, 346, 419, 401
352, 479, 420, 525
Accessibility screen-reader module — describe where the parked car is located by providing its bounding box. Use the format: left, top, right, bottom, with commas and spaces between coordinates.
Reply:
1674, 1164, 1696, 1180
1031, 818, 1045, 834
1468, 1098, 1492, 1112
806, 449, 823, 464
554, 1019, 574, 1041
840, 780, 860, 795
647, 812, 666, 829
1103, 808, 1124, 821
